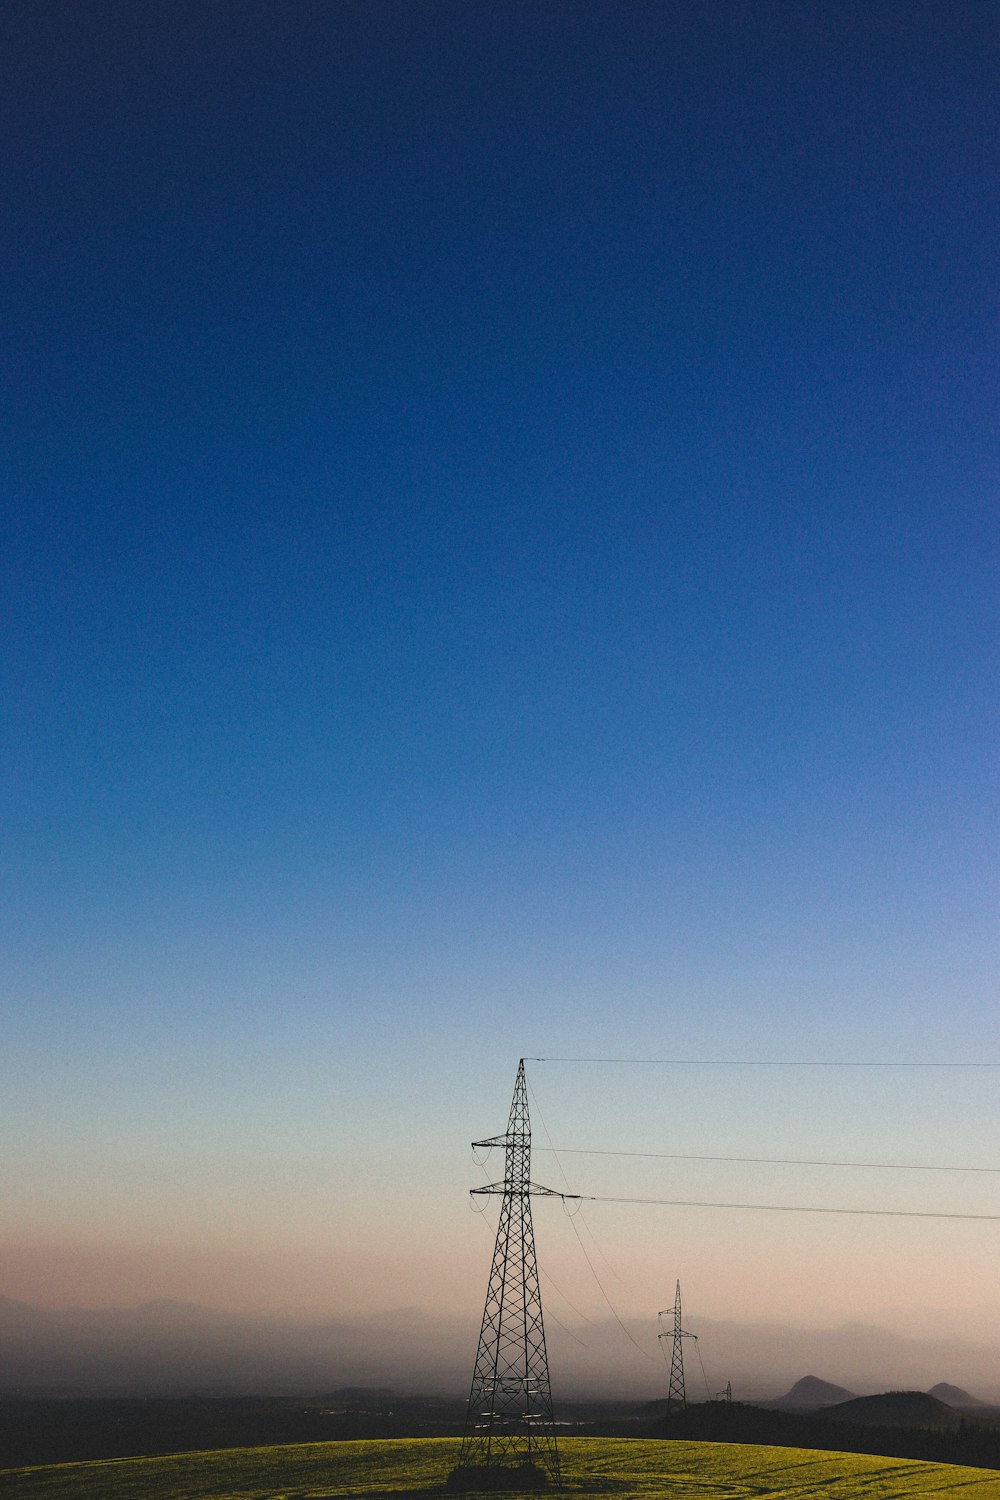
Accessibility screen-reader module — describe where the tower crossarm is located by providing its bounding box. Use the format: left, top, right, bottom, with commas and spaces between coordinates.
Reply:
470, 1181, 580, 1199
527, 1182, 575, 1198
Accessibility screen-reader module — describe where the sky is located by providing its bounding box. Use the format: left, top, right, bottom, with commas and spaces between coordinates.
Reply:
2, 0, 999, 1392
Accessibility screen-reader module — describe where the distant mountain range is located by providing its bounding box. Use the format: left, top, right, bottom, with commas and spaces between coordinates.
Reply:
690, 1317, 1000, 1406
0, 1296, 469, 1398
3, 1295, 1000, 1404
765, 1373, 1000, 1427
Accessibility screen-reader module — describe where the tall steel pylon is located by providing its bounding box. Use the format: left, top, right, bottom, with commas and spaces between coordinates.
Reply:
659, 1279, 696, 1415
453, 1059, 561, 1489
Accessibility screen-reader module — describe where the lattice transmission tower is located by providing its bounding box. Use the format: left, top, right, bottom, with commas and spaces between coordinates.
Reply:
659, 1279, 696, 1416
451, 1059, 561, 1490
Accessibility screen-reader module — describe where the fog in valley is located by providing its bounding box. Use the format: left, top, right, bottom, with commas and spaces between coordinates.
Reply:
4, 1297, 999, 1406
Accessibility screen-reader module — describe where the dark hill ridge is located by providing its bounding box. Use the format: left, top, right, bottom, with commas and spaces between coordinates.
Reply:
820, 1391, 963, 1431
663, 1397, 1000, 1472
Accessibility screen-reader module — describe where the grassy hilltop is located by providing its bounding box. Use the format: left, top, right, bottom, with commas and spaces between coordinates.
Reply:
6, 1436, 1000, 1499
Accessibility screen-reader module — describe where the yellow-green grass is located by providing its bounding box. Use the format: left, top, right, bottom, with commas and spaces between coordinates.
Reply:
5, 1436, 1000, 1499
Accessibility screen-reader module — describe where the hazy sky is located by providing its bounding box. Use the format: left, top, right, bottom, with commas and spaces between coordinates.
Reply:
3, 1, 998, 1386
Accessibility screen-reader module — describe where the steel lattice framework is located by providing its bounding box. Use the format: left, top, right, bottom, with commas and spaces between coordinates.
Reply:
455, 1059, 561, 1486
659, 1278, 695, 1415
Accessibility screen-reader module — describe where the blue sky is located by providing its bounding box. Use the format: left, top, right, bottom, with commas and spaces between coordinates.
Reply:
2, 1, 998, 1357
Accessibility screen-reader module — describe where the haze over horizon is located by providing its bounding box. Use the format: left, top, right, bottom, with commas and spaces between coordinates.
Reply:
5, 1292, 1000, 1405
3, 2, 997, 1399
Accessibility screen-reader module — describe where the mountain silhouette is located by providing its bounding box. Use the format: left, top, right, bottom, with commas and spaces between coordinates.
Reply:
769, 1375, 857, 1410
927, 1381, 986, 1409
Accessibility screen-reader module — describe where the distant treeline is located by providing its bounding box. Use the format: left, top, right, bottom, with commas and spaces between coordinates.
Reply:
5, 1393, 1000, 1474
660, 1401, 1000, 1471
0, 1393, 465, 1468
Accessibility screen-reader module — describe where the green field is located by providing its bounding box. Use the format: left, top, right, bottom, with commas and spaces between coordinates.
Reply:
5, 1436, 1000, 1499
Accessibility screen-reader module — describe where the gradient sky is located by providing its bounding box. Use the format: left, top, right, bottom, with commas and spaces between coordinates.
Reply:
3, 0, 999, 1381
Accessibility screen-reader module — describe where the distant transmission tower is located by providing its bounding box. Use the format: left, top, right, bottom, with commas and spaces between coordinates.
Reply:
451, 1059, 561, 1490
658, 1280, 696, 1415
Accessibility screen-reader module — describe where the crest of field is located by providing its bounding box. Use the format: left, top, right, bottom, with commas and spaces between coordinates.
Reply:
6, 1437, 1000, 1499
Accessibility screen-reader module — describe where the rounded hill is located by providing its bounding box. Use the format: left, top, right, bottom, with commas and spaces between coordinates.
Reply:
820, 1391, 963, 1430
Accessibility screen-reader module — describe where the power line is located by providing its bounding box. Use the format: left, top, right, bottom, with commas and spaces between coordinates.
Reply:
526, 1078, 633, 1290
534, 1147, 1000, 1175
560, 1199, 658, 1364
564, 1193, 1000, 1222
526, 1057, 1000, 1067
538, 1264, 599, 1329
693, 1331, 713, 1403
526, 1076, 651, 1355
535, 1275, 591, 1348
